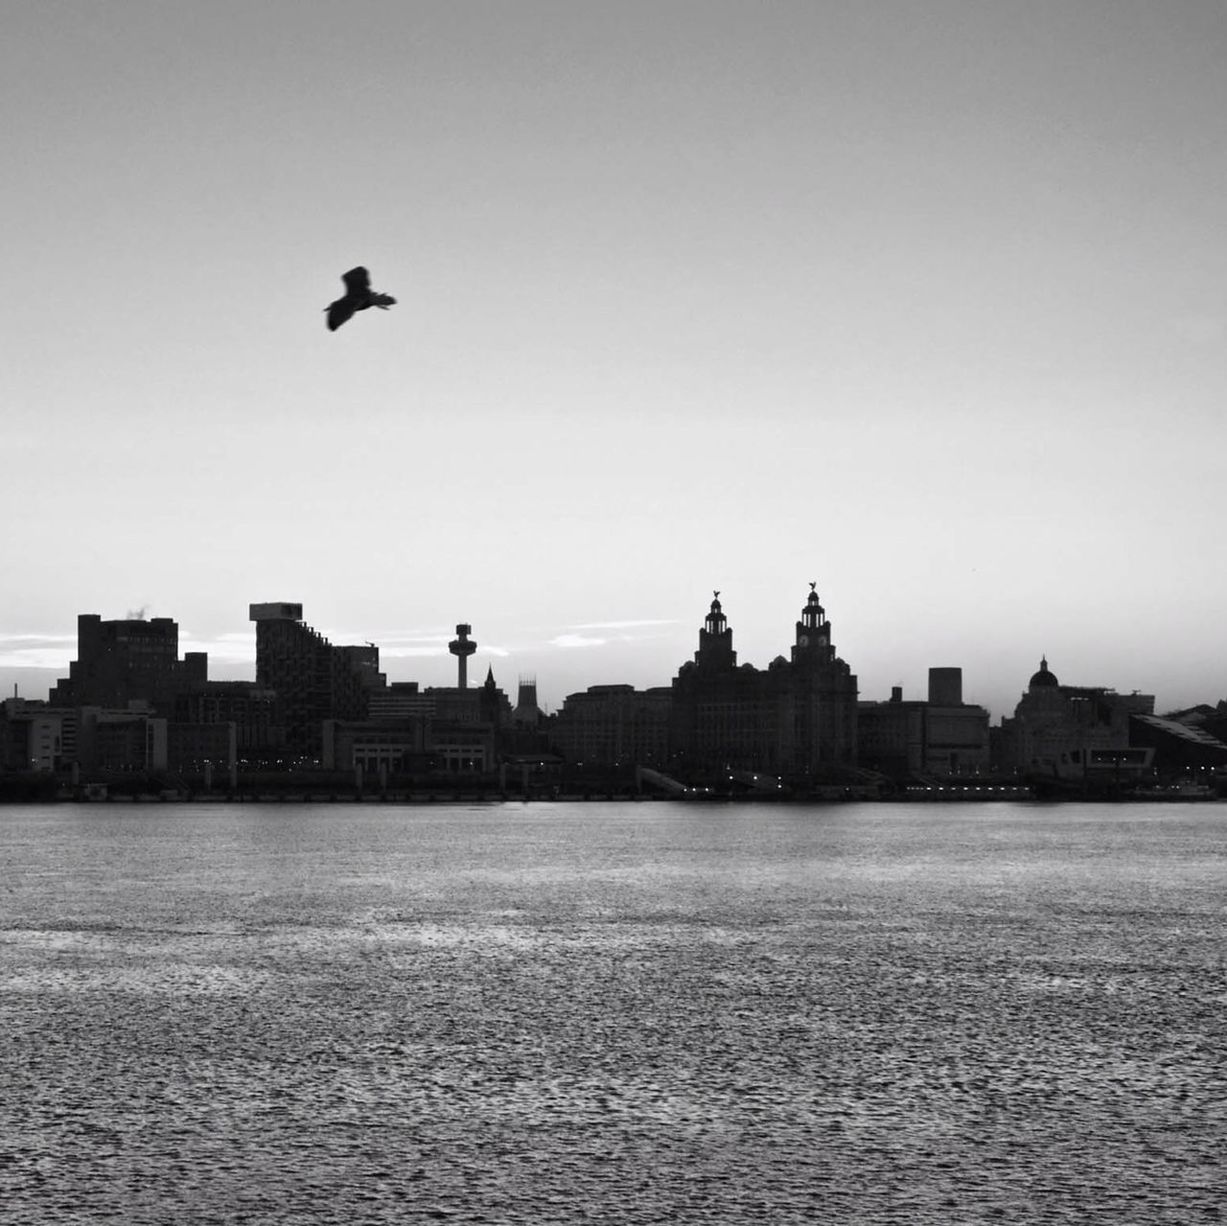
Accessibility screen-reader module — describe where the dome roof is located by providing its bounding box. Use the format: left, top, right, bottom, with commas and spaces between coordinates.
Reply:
1029, 657, 1059, 689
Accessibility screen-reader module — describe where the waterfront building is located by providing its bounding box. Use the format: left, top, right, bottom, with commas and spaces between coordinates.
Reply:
165, 721, 238, 774
322, 668, 511, 774
173, 681, 282, 759
1128, 712, 1227, 776
322, 717, 430, 774
367, 681, 433, 722
249, 603, 380, 759
74, 704, 165, 772
857, 669, 990, 780
0, 698, 76, 772
551, 684, 672, 768
993, 658, 1155, 776
784, 584, 859, 773
421, 667, 510, 771
669, 586, 858, 779
49, 614, 207, 713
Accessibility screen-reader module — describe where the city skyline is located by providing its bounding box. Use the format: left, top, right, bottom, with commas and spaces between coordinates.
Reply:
0, 584, 1209, 725
4, 2, 1226, 723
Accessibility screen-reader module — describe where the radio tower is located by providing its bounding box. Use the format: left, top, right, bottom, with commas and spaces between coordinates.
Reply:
448, 623, 476, 689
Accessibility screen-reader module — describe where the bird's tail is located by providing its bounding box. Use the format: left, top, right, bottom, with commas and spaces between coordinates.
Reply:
371, 293, 396, 309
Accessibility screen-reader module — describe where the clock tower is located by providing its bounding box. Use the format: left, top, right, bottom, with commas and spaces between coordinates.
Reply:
791, 582, 834, 666
695, 590, 737, 670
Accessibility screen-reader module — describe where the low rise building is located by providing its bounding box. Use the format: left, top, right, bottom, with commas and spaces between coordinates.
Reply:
551, 684, 672, 768
994, 658, 1154, 777
858, 669, 990, 780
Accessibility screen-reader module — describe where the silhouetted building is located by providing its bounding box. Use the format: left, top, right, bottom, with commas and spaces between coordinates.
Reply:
74, 704, 165, 772
367, 681, 431, 722
1, 698, 76, 772
670, 586, 858, 778
1128, 712, 1227, 776
49, 614, 207, 713
166, 721, 237, 773
421, 666, 510, 771
552, 684, 672, 768
786, 584, 860, 774
858, 669, 990, 780
322, 668, 512, 774
337, 644, 386, 691
422, 666, 511, 726
322, 717, 430, 773
994, 657, 1155, 776
173, 682, 282, 759
513, 677, 541, 728
249, 603, 381, 759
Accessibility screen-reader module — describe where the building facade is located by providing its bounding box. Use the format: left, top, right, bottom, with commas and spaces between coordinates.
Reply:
993, 657, 1155, 776
249, 603, 378, 759
669, 586, 858, 779
551, 684, 672, 768
857, 669, 990, 780
50, 614, 207, 713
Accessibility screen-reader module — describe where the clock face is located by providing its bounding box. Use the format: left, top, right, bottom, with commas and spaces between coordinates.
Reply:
798, 635, 809, 647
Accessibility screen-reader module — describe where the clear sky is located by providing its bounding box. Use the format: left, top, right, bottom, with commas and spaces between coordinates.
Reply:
3, 1, 1225, 720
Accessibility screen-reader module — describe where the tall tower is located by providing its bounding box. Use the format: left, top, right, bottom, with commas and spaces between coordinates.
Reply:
694, 591, 736, 669
791, 582, 834, 665
787, 581, 858, 770
449, 623, 477, 689
514, 676, 541, 726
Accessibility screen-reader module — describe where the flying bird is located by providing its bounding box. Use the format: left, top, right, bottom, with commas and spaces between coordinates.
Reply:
325, 266, 396, 331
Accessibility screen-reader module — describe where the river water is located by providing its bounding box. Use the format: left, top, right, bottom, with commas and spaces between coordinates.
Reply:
1, 800, 1224, 1224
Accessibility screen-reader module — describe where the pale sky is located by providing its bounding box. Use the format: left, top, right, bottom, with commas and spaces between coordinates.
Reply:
3, 1, 1225, 720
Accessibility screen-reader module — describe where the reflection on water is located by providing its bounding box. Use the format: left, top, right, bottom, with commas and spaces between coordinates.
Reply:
2, 801, 1224, 1224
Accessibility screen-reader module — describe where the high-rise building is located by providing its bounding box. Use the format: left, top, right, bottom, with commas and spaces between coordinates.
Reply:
49, 614, 207, 713
249, 603, 379, 759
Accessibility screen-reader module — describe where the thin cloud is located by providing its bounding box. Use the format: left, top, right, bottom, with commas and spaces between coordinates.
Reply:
375, 645, 451, 659
0, 634, 77, 644
0, 634, 78, 669
551, 633, 608, 649
566, 618, 680, 631
180, 633, 255, 662
0, 645, 75, 670
539, 618, 681, 651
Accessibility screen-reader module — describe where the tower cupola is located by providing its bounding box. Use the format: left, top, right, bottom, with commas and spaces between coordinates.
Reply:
695, 590, 736, 669
793, 581, 834, 663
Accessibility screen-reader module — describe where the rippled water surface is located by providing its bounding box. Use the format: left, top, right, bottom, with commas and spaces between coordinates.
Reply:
2, 801, 1225, 1224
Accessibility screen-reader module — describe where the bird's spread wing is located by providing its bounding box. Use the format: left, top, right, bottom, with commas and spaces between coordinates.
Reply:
342, 266, 371, 295
326, 299, 356, 331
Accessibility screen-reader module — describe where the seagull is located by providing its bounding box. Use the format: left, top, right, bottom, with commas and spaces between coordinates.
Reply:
325, 266, 396, 331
